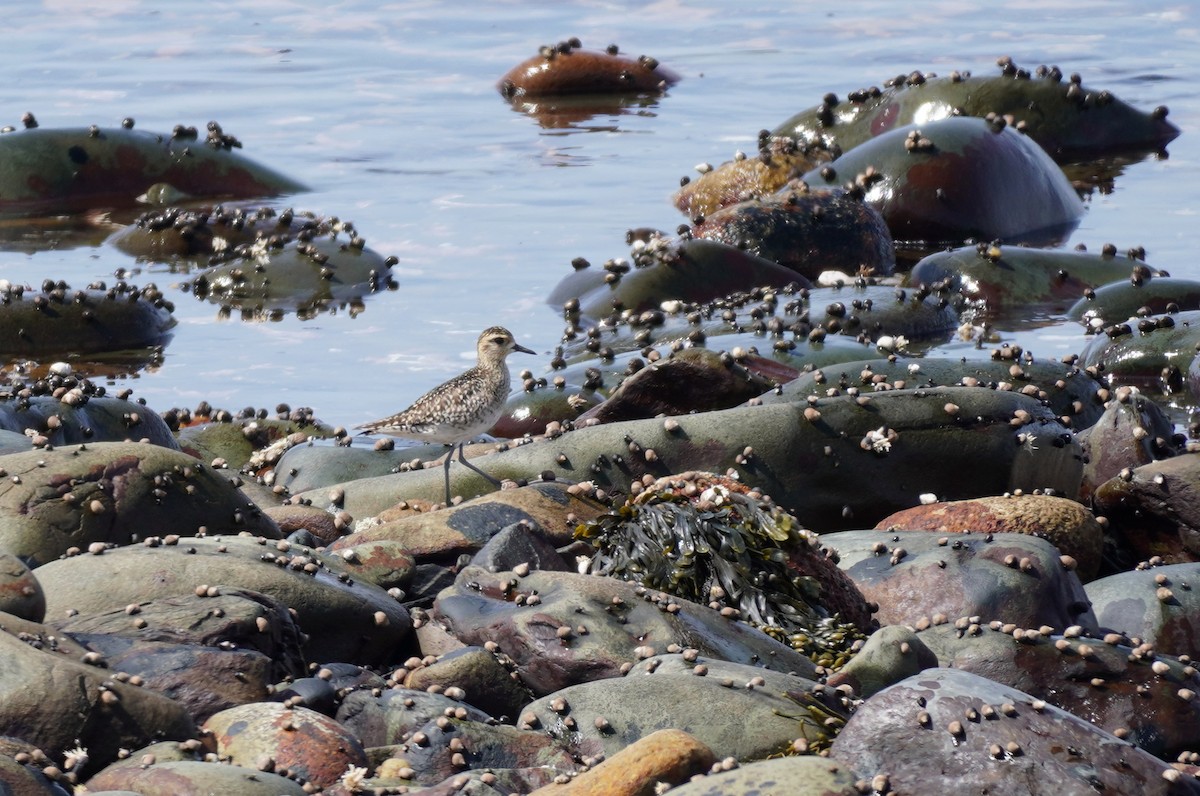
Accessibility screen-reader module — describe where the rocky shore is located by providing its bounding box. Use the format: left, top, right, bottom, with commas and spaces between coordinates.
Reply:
1, 49, 1198, 795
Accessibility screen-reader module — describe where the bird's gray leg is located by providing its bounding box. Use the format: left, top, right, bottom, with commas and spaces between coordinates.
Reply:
442, 446, 454, 505
457, 443, 502, 486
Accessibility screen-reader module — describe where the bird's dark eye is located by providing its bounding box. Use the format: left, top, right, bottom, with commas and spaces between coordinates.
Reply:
491, 337, 505, 345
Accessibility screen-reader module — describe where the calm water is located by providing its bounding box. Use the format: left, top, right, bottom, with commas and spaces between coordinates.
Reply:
1, 1, 1197, 426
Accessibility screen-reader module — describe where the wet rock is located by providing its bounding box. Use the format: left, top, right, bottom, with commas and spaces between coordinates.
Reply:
691, 188, 895, 281
0, 749, 69, 795
874, 494, 1105, 582
1068, 276, 1200, 328
336, 687, 493, 749
327, 538, 416, 592
802, 117, 1083, 248
37, 535, 411, 666
109, 205, 327, 262
821, 530, 1097, 630
369, 715, 578, 789
0, 283, 174, 362
526, 728, 714, 796
773, 61, 1180, 161
470, 520, 573, 575
265, 503, 343, 545
50, 587, 306, 721
1076, 386, 1178, 506
829, 667, 1199, 795
760, 352, 1109, 432
330, 482, 600, 560
83, 758, 309, 796
185, 231, 394, 320
493, 380, 603, 439
298, 385, 1084, 530
498, 40, 678, 99
521, 654, 842, 762
886, 622, 1200, 760
0, 552, 44, 621
433, 566, 817, 697
826, 625, 938, 698
0, 123, 306, 220
548, 237, 808, 324
271, 438, 442, 496
0, 441, 278, 567
666, 755, 860, 796
578, 347, 777, 424
1087, 562, 1200, 659
0, 392, 179, 449
1079, 309, 1200, 395
176, 416, 331, 474
910, 244, 1157, 311
404, 645, 534, 721
0, 627, 196, 771
202, 702, 367, 789
673, 135, 836, 217
1092, 455, 1200, 565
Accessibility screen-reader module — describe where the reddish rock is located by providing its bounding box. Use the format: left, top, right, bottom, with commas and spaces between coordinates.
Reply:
499, 41, 678, 99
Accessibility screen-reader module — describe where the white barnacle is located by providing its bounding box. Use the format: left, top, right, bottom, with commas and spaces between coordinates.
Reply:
340, 764, 369, 791
62, 745, 89, 771
1017, 432, 1039, 453
862, 426, 895, 454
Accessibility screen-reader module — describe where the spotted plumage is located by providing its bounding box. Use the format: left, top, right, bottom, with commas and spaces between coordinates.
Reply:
358, 326, 535, 503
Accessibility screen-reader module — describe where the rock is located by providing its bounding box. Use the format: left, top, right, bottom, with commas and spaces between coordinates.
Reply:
1086, 562, 1200, 659
520, 654, 841, 762
0, 441, 278, 567
83, 759, 309, 796
1068, 276, 1200, 327
829, 667, 1199, 795
666, 755, 860, 796
691, 188, 895, 281
547, 237, 809, 324
0, 627, 196, 771
404, 645, 534, 721
296, 386, 1084, 531
1078, 309, 1200, 394
470, 521, 574, 575
0, 552, 44, 621
578, 348, 778, 424
0, 393, 179, 449
50, 587, 306, 721
329, 482, 599, 559
526, 729, 714, 796
873, 494, 1105, 582
335, 687, 493, 749
825, 625, 937, 698
1076, 386, 1178, 506
433, 566, 816, 697
1092, 455, 1200, 565
821, 530, 1096, 630
369, 715, 578, 789
773, 62, 1180, 161
202, 702, 367, 789
37, 535, 411, 666
909, 243, 1151, 312
893, 622, 1200, 760
498, 41, 678, 99
0, 284, 174, 363
673, 136, 836, 217
186, 232, 393, 319
0, 123, 306, 220
175, 416, 331, 473
759, 353, 1109, 432
802, 117, 1083, 248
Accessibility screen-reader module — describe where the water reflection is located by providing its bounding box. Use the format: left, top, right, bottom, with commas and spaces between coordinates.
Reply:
507, 93, 666, 130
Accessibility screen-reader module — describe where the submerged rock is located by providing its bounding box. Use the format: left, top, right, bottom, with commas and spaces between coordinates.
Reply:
773, 60, 1180, 161
0, 121, 306, 219
498, 39, 678, 99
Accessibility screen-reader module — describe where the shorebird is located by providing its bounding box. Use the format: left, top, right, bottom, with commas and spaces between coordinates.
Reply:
358, 326, 535, 504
